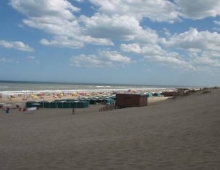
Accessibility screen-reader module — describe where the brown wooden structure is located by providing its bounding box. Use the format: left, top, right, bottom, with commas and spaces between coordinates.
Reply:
115, 94, 148, 108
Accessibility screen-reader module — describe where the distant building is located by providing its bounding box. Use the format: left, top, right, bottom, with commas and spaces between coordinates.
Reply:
115, 94, 148, 108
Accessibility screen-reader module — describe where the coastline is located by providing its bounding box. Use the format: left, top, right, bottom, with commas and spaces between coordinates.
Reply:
0, 82, 178, 106
0, 83, 212, 108
0, 89, 172, 108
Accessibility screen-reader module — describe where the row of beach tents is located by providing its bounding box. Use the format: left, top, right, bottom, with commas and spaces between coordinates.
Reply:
25, 92, 164, 109
26, 98, 115, 109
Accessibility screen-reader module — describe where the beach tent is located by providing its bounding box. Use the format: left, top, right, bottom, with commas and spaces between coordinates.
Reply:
74, 101, 80, 108
56, 101, 66, 108
26, 101, 36, 108
78, 101, 89, 108
147, 93, 153, 97
156, 93, 162, 97
89, 99, 96, 105
32, 102, 40, 108
63, 101, 71, 108
104, 98, 115, 105
110, 95, 116, 100
40, 101, 50, 108
60, 101, 66, 108
94, 97, 104, 103
66, 99, 77, 102
50, 101, 58, 108
69, 101, 77, 108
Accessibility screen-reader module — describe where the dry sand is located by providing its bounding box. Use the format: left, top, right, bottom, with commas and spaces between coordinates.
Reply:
0, 89, 220, 170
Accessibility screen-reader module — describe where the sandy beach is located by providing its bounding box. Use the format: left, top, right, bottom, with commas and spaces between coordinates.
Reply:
0, 89, 171, 109
0, 88, 220, 170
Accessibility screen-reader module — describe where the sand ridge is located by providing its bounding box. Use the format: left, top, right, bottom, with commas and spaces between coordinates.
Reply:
0, 89, 220, 170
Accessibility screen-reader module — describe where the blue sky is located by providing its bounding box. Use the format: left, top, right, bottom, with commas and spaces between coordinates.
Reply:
1, 0, 220, 86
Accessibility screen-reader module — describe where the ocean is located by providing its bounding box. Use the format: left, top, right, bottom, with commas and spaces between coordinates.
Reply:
0, 81, 182, 95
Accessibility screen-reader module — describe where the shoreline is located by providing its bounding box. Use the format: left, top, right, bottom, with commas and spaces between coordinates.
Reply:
0, 87, 217, 108
0, 88, 174, 102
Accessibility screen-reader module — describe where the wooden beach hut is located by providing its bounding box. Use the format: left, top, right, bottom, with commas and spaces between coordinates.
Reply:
115, 94, 148, 108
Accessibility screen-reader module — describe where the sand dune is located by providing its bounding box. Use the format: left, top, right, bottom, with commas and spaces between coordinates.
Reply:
0, 89, 220, 170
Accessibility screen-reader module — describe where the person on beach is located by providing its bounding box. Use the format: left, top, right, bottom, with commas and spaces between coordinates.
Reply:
6, 107, 10, 114
16, 105, 20, 109
72, 108, 75, 115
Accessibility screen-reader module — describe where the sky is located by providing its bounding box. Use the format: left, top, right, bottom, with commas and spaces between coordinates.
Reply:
1, 0, 220, 86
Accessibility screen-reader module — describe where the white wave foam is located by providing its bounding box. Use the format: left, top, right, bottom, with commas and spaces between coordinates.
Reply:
95, 86, 111, 88
0, 87, 175, 96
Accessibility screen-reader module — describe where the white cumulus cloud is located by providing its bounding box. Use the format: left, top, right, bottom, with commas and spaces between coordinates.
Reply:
10, 0, 80, 19
70, 50, 130, 67
121, 43, 195, 70
80, 14, 141, 40
144, 53, 196, 71
165, 28, 220, 52
175, 0, 220, 19
89, 0, 180, 22
99, 51, 131, 63
193, 56, 220, 68
0, 40, 34, 52
70, 54, 112, 67
121, 43, 142, 54
10, 0, 113, 48
40, 37, 84, 49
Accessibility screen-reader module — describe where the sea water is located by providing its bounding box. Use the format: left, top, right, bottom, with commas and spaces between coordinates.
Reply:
0, 81, 181, 95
